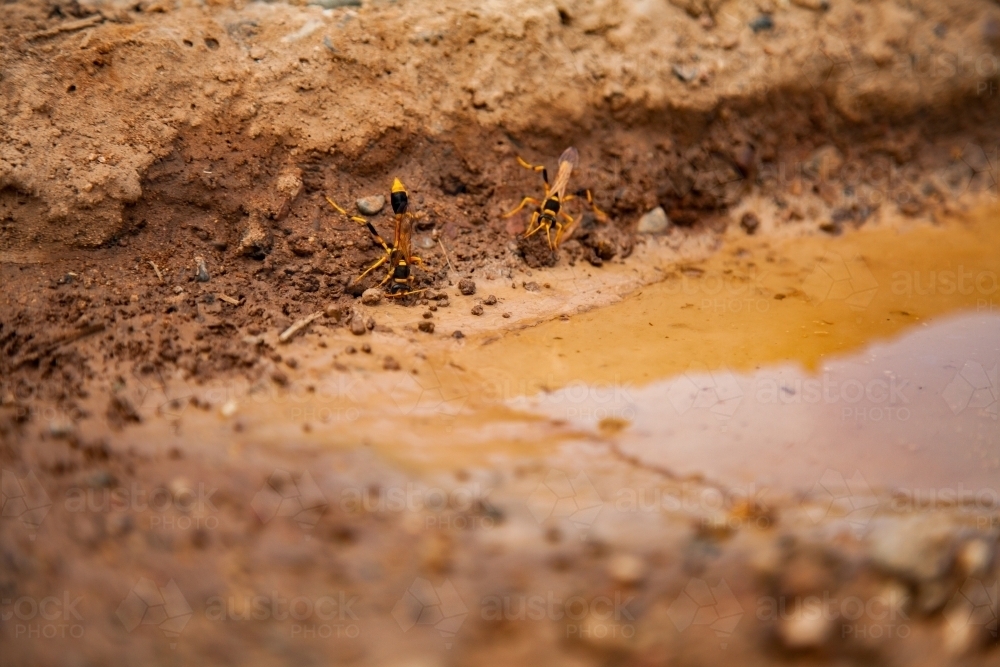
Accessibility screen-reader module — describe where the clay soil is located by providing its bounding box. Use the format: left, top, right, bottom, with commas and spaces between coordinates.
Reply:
2, 0, 1000, 665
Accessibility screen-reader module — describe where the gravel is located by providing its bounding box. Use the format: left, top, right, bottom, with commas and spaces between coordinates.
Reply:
458, 278, 476, 295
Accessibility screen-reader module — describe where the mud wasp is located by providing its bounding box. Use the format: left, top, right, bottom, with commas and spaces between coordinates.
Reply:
503, 147, 608, 250
326, 178, 425, 297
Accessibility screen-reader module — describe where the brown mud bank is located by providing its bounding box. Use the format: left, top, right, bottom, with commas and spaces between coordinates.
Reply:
2, 0, 1000, 666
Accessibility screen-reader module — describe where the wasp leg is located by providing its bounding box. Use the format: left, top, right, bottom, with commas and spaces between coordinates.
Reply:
515, 156, 551, 197
385, 287, 429, 299
326, 196, 370, 225
515, 156, 549, 184
354, 252, 391, 284
546, 220, 561, 251
503, 197, 542, 219
555, 211, 577, 247
325, 196, 348, 216
522, 211, 544, 239
377, 265, 395, 288
585, 189, 610, 223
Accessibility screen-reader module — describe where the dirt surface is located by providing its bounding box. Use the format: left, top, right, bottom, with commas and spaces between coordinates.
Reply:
2, 0, 1000, 664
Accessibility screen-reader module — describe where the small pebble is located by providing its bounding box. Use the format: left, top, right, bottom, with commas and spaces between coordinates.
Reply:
637, 207, 670, 234
324, 304, 344, 321
345, 346, 357, 354
285, 357, 298, 369
361, 288, 382, 305
418, 321, 435, 333
383, 356, 400, 370
350, 318, 366, 335
422, 311, 433, 319
740, 212, 760, 235
671, 64, 698, 83
361, 343, 371, 354
356, 195, 386, 216
750, 14, 774, 32
271, 370, 289, 386
484, 295, 497, 305
523, 281, 541, 292
438, 298, 450, 307
471, 304, 484, 316
956, 538, 993, 577
220, 399, 238, 418
778, 610, 830, 649
458, 278, 477, 295
502, 312, 511, 318
452, 330, 464, 339
607, 554, 647, 585
366, 317, 375, 330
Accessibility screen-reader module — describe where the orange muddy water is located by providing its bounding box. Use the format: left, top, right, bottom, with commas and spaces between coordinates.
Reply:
108, 209, 999, 497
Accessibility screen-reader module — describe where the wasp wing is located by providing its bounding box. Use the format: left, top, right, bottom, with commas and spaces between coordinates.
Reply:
549, 147, 579, 201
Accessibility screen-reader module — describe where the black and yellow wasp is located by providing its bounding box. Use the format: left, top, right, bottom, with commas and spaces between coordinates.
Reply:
326, 178, 424, 297
503, 147, 607, 250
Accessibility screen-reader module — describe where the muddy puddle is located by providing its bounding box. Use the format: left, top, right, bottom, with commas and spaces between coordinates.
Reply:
114, 207, 1000, 494
453, 207, 1000, 495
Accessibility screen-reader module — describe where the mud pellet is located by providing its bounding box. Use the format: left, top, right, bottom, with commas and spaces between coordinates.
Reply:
452, 330, 464, 339
350, 318, 366, 335
361, 343, 371, 353
195, 256, 210, 282
484, 295, 497, 305
502, 312, 511, 318
423, 311, 433, 319
740, 212, 760, 235
345, 346, 357, 354
471, 304, 483, 316
418, 321, 434, 333
458, 278, 476, 295
383, 356, 400, 370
